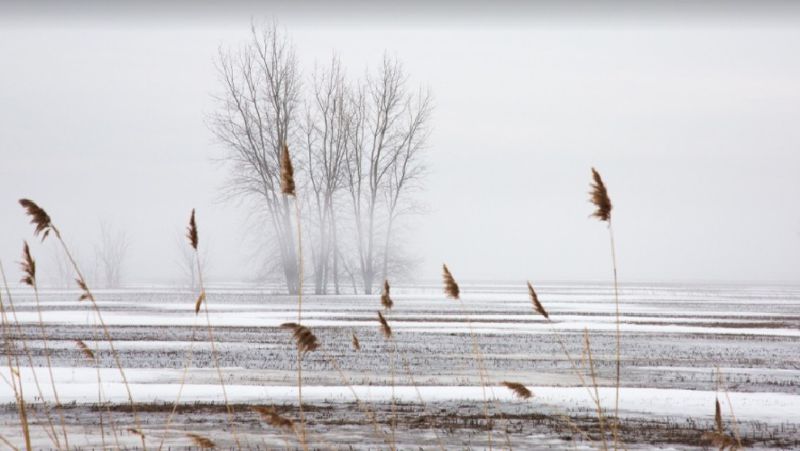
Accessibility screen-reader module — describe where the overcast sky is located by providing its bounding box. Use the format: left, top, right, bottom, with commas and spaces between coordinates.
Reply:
1, 2, 799, 285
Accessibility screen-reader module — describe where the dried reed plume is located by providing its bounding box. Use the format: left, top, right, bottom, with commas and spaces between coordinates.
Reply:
19, 199, 54, 241
280, 144, 296, 196
75, 278, 93, 301
76, 340, 95, 361
351, 332, 361, 351
253, 406, 295, 430
377, 311, 392, 339
442, 264, 459, 299
380, 279, 393, 310
527, 281, 548, 319
715, 398, 723, 433
187, 209, 198, 250
281, 323, 319, 354
501, 381, 533, 400
195, 291, 206, 315
589, 167, 612, 222
186, 433, 215, 449
128, 428, 145, 438
19, 242, 35, 287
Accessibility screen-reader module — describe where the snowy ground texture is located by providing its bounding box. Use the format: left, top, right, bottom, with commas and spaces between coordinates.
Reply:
2, 282, 799, 449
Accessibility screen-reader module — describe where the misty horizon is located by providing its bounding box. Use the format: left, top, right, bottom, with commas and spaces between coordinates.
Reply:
2, 2, 799, 286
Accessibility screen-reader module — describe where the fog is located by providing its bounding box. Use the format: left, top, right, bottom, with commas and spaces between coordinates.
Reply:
1, 1, 799, 285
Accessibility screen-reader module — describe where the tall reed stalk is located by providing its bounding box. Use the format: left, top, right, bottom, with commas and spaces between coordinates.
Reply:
187, 209, 241, 448
588, 168, 621, 449
18, 198, 146, 450
281, 143, 309, 451
0, 261, 32, 451
442, 264, 494, 449
19, 242, 70, 449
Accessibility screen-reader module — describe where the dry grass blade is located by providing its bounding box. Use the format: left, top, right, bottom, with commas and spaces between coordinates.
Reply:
442, 264, 459, 300
186, 433, 215, 449
715, 398, 723, 433
253, 406, 295, 430
527, 281, 548, 319
377, 311, 392, 339
589, 168, 612, 222
280, 322, 319, 354
18, 199, 54, 241
76, 340, 95, 361
280, 144, 296, 196
380, 279, 393, 310
502, 381, 533, 400
19, 242, 35, 287
351, 332, 361, 351
76, 278, 94, 302
195, 291, 206, 315
187, 209, 198, 250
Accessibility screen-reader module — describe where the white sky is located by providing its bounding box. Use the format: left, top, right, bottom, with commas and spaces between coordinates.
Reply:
1, 2, 799, 284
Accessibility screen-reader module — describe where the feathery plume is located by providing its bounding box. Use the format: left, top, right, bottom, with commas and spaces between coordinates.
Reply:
442, 264, 460, 299
280, 323, 319, 355
195, 291, 206, 315
253, 406, 295, 430
351, 332, 361, 351
128, 428, 145, 438
19, 199, 54, 241
187, 209, 198, 250
76, 278, 93, 302
502, 381, 533, 400
377, 311, 392, 339
589, 168, 612, 222
527, 281, 548, 319
20, 242, 36, 287
76, 340, 95, 361
715, 397, 723, 433
186, 433, 215, 448
380, 279, 393, 310
280, 144, 296, 196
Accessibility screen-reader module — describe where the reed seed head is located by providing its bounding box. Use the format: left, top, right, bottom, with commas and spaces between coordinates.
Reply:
527, 281, 548, 319
76, 340, 95, 361
380, 279, 393, 310
280, 144, 296, 196
589, 168, 612, 222
186, 433, 215, 449
715, 397, 723, 433
502, 381, 533, 400
187, 209, 198, 250
377, 311, 392, 339
351, 332, 361, 351
20, 241, 36, 287
19, 199, 54, 241
76, 278, 94, 302
253, 406, 295, 431
442, 264, 459, 300
195, 291, 206, 315
128, 428, 145, 438
280, 322, 319, 354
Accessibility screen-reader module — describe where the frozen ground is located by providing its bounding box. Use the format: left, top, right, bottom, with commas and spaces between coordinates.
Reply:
1, 282, 799, 449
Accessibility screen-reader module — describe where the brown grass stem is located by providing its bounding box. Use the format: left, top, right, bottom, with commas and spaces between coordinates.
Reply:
583, 329, 609, 451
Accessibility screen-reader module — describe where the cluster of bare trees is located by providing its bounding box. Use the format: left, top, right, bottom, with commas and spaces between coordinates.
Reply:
212, 23, 431, 295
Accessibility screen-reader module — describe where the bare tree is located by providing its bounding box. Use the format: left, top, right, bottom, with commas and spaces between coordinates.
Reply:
345, 55, 432, 294
302, 56, 351, 294
211, 22, 302, 294
95, 221, 130, 288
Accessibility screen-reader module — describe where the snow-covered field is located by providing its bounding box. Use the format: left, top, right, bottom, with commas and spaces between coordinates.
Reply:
2, 282, 799, 449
